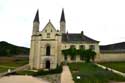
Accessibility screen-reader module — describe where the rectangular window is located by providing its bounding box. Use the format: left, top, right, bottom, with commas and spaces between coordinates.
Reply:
70, 45, 75, 48
80, 56, 84, 60
79, 45, 85, 49
89, 45, 95, 50
64, 56, 67, 61
71, 56, 76, 60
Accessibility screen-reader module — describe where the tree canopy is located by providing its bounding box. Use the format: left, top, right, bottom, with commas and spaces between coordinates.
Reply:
0, 41, 29, 56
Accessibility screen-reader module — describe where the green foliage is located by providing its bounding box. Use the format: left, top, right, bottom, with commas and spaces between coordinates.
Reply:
62, 49, 69, 56
33, 65, 62, 76
0, 41, 29, 56
15, 65, 62, 76
68, 63, 125, 83
62, 48, 96, 63
69, 47, 77, 56
84, 49, 96, 62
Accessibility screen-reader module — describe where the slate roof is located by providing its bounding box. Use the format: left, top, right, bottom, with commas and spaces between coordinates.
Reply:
62, 33, 99, 43
100, 42, 125, 53
34, 10, 39, 23
60, 9, 65, 22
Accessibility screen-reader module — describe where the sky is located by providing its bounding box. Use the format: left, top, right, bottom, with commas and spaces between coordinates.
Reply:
0, 0, 125, 47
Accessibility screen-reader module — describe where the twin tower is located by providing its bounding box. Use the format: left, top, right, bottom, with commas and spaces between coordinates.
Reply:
32, 9, 66, 35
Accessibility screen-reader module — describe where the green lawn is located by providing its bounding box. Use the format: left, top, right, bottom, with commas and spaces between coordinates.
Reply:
0, 67, 15, 73
98, 62, 125, 73
0, 59, 28, 73
0, 60, 28, 67
68, 63, 125, 83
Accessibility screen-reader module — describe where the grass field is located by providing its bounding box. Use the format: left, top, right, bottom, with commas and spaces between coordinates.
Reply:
98, 62, 125, 73
0, 57, 28, 73
68, 63, 125, 83
0, 60, 28, 67
0, 67, 15, 73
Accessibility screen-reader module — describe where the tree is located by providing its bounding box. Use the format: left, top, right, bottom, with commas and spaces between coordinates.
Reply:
91, 51, 96, 62
78, 48, 86, 60
69, 47, 77, 61
84, 49, 96, 63
62, 49, 69, 61
69, 47, 77, 56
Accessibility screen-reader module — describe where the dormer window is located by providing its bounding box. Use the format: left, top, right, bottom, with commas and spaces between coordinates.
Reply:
47, 33, 50, 38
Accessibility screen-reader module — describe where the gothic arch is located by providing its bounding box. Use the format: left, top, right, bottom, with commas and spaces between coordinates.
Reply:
45, 44, 51, 56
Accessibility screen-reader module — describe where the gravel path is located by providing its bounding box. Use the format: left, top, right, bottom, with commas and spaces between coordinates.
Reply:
0, 75, 50, 83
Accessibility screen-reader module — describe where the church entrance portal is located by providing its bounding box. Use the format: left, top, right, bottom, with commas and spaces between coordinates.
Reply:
45, 60, 50, 69
46, 45, 50, 56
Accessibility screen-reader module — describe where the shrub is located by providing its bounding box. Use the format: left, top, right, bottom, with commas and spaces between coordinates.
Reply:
14, 65, 62, 76
33, 65, 62, 76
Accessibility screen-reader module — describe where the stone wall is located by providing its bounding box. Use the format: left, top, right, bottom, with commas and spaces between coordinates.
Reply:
96, 53, 125, 62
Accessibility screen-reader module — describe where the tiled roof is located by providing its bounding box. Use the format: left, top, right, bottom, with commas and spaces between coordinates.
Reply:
100, 42, 125, 53
62, 33, 99, 43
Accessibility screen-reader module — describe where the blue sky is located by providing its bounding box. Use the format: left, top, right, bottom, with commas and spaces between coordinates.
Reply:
0, 0, 125, 47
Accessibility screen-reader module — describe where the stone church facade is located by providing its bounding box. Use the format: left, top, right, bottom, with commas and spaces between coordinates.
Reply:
29, 9, 100, 70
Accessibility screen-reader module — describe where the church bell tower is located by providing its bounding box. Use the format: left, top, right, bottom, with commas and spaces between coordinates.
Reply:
60, 9, 66, 33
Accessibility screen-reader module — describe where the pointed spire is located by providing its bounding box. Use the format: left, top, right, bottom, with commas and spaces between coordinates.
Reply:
33, 9, 39, 23
60, 8, 65, 22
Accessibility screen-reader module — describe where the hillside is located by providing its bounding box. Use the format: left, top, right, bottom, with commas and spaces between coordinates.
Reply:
0, 41, 29, 56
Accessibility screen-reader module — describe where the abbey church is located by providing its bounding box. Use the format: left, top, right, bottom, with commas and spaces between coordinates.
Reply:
29, 9, 100, 70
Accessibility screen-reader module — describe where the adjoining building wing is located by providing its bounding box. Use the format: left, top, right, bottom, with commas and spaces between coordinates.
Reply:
62, 33, 99, 43
100, 42, 125, 53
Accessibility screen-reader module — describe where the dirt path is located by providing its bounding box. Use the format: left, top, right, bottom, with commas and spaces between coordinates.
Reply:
61, 65, 74, 83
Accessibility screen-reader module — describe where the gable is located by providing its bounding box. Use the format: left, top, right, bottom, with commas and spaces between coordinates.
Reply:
41, 21, 57, 33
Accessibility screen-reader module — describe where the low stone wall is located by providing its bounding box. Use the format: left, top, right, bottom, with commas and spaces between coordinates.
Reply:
96, 53, 125, 62
96, 64, 125, 77
0, 64, 29, 77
